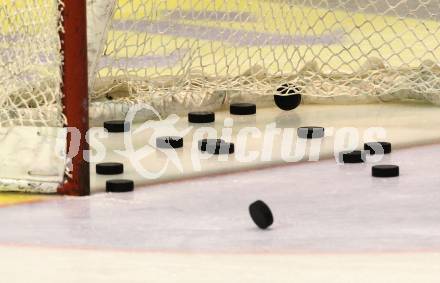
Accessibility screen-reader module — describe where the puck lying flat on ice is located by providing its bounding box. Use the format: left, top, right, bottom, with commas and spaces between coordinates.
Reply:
205, 141, 235, 155
372, 165, 399, 177
188, 111, 215, 123
230, 103, 256, 115
106, 179, 134, 193
364, 142, 392, 155
198, 138, 225, 152
249, 200, 273, 230
103, 120, 130, 133
96, 162, 124, 175
297, 126, 325, 139
156, 136, 184, 149
274, 83, 302, 111
339, 150, 367, 163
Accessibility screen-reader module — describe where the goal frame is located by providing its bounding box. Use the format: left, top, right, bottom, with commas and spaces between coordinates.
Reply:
3, 0, 440, 195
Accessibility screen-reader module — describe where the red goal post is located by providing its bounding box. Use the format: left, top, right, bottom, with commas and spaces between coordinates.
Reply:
59, 0, 90, 195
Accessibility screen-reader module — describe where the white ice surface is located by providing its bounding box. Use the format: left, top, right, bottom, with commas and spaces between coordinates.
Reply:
91, 103, 440, 192
0, 144, 440, 282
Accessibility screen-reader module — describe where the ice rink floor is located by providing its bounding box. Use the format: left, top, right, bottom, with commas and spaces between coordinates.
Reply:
0, 140, 440, 282
0, 103, 439, 282
90, 103, 440, 193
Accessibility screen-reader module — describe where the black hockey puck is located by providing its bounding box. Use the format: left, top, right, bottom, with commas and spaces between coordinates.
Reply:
230, 103, 256, 115
156, 136, 184, 149
297, 126, 325, 139
205, 141, 235, 155
339, 150, 367, 163
96, 162, 124, 175
372, 165, 399, 177
188, 111, 215, 123
106, 179, 134, 193
103, 120, 130, 133
364, 142, 392, 155
198, 138, 225, 152
274, 83, 302, 111
249, 200, 273, 230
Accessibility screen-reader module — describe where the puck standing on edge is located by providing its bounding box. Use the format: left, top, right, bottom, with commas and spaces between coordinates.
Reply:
156, 136, 184, 149
104, 120, 130, 133
297, 126, 325, 139
249, 200, 274, 230
274, 83, 302, 111
339, 150, 367, 163
188, 111, 215, 123
230, 103, 257, 115
106, 179, 134, 193
364, 142, 392, 155
372, 165, 400, 177
198, 138, 225, 152
96, 162, 124, 175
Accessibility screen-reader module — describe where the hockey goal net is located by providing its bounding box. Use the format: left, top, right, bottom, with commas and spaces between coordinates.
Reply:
1, 0, 440, 194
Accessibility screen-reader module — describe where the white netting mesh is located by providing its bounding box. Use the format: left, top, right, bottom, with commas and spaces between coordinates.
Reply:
0, 0, 64, 127
2, 0, 440, 128
90, 0, 440, 118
